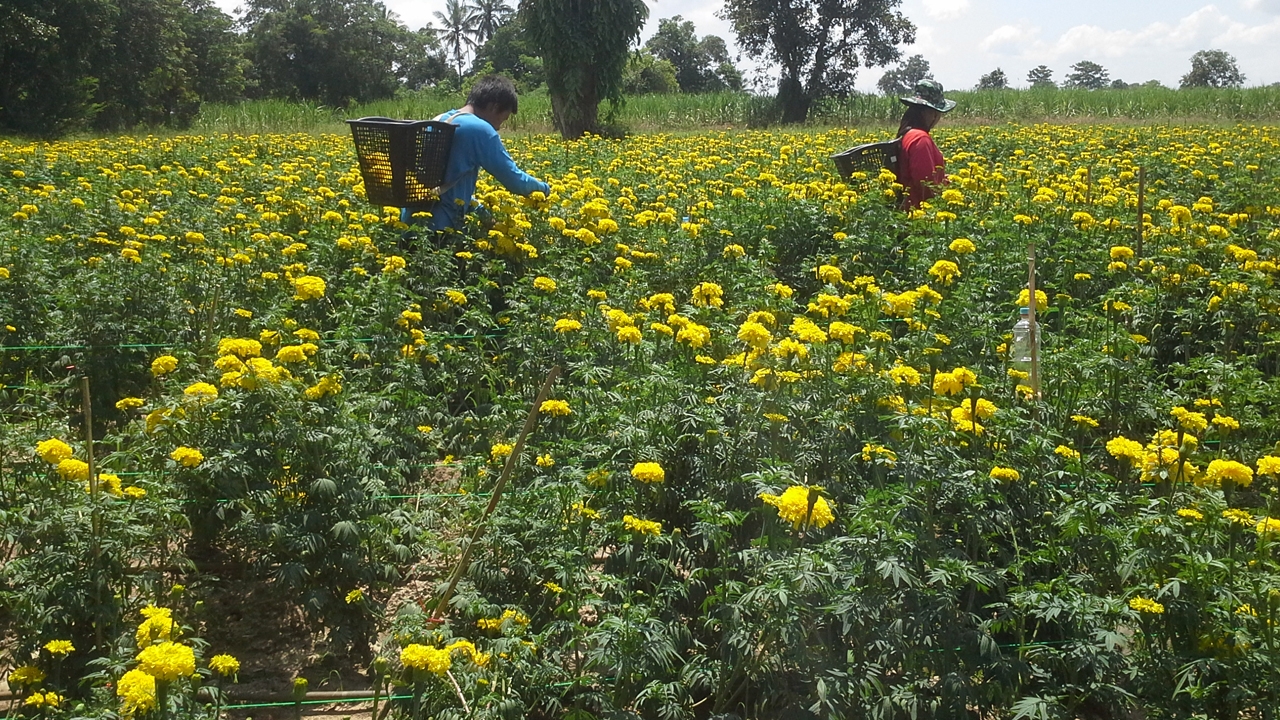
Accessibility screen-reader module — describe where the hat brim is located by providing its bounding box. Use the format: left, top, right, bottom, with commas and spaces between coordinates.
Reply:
899, 96, 957, 113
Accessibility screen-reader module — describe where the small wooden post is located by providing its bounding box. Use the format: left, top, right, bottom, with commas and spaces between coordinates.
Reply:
1084, 166, 1092, 205
1136, 166, 1146, 257
1027, 245, 1041, 399
430, 366, 561, 622
81, 376, 103, 649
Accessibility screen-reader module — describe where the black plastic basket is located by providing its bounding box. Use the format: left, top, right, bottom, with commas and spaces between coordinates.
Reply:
831, 139, 901, 179
346, 117, 456, 207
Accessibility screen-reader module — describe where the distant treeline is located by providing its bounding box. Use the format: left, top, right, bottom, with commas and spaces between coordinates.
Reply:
186, 86, 1280, 137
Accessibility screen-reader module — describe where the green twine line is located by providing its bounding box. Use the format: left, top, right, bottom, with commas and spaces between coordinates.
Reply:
223, 676, 607, 709
0, 332, 505, 353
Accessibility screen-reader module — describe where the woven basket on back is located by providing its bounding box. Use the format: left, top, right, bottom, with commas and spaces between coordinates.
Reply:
831, 138, 902, 179
346, 117, 456, 207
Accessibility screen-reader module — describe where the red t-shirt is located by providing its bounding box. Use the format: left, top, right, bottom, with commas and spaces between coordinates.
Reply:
899, 128, 946, 208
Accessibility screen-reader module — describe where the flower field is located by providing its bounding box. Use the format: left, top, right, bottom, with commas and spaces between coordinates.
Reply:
4, 123, 1280, 719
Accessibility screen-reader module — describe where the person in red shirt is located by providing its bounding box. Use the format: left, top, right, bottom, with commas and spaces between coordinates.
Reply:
895, 79, 956, 209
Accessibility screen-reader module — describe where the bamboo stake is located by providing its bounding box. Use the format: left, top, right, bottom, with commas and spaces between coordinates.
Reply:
1028, 245, 1041, 399
429, 366, 562, 622
81, 376, 103, 648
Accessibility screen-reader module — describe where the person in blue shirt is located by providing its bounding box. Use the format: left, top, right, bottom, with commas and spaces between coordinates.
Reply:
401, 75, 550, 235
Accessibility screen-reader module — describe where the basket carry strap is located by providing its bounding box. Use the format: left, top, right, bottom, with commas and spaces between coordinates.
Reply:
428, 110, 474, 196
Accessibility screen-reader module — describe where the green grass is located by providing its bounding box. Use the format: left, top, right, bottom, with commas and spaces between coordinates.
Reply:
188, 86, 1280, 136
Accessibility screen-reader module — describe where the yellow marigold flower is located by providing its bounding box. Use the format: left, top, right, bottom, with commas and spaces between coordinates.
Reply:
536, 454, 555, 467
737, 321, 772, 349
631, 461, 665, 484
490, 443, 514, 461
1054, 445, 1081, 461
617, 325, 643, 344
933, 371, 962, 396
1203, 459, 1253, 488
1129, 597, 1165, 614
1256, 456, 1280, 476
9, 666, 45, 687
533, 276, 557, 292
949, 237, 976, 254
170, 446, 204, 468
294, 327, 320, 341
622, 514, 663, 536
769, 282, 794, 298
540, 399, 571, 417
861, 443, 897, 465
888, 365, 921, 386
400, 644, 451, 675
675, 322, 710, 348
1074, 272, 1092, 281
304, 375, 342, 400
759, 486, 835, 529
1106, 437, 1145, 463
217, 338, 262, 358
183, 382, 218, 402
115, 397, 146, 410
150, 355, 179, 376
1016, 288, 1048, 312
928, 259, 961, 285
691, 281, 724, 308
124, 486, 147, 499
817, 264, 843, 284
790, 316, 828, 343
1109, 245, 1135, 261
1071, 413, 1099, 428
291, 275, 326, 300
1211, 415, 1240, 431
382, 255, 406, 273
1176, 508, 1204, 521
554, 318, 582, 333
587, 289, 607, 300
828, 321, 861, 343
723, 244, 745, 258
1256, 517, 1280, 536
275, 344, 316, 363
117, 669, 157, 718
36, 438, 74, 464
990, 466, 1021, 483
1170, 406, 1208, 434
772, 337, 808, 360
44, 639, 75, 656
1223, 508, 1254, 526
209, 654, 240, 677
57, 458, 90, 481
136, 641, 196, 682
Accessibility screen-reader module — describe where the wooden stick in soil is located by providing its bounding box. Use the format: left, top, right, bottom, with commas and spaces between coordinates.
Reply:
1028, 245, 1040, 400
1136, 165, 1145, 257
429, 365, 562, 623
81, 376, 103, 649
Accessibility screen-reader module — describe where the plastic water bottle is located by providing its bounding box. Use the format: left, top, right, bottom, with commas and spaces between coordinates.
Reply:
1011, 307, 1035, 373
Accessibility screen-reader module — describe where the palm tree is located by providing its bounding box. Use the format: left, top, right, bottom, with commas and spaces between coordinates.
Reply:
466, 0, 514, 45
433, 0, 477, 81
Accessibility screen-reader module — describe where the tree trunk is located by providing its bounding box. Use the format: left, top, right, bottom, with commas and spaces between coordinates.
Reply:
777, 74, 811, 124
547, 63, 601, 139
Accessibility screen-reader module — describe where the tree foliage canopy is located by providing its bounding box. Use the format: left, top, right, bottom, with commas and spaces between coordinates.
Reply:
1180, 49, 1245, 89
975, 68, 1008, 91
520, 0, 648, 138
721, 0, 915, 123
876, 54, 931, 96
1063, 60, 1110, 90
1027, 65, 1054, 89
645, 16, 743, 93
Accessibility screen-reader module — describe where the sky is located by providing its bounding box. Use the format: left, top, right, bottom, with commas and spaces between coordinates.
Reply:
211, 0, 1280, 91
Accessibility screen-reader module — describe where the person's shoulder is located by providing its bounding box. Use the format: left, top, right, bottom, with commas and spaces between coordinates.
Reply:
454, 112, 499, 139
901, 128, 932, 145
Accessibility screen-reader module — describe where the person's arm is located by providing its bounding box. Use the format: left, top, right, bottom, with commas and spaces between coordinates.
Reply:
476, 131, 550, 196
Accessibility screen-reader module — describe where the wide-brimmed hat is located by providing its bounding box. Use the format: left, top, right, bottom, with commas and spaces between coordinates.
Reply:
899, 79, 956, 113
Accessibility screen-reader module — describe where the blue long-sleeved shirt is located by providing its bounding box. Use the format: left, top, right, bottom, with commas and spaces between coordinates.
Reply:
401, 109, 549, 231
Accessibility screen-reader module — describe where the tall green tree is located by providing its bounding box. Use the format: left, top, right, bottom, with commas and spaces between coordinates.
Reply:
466, 0, 513, 46
721, 0, 915, 123
244, 0, 414, 106
876, 53, 930, 95
471, 20, 543, 90
401, 26, 452, 90
520, 0, 648, 138
1063, 60, 1109, 90
975, 68, 1008, 90
434, 0, 478, 81
645, 16, 742, 93
1027, 64, 1055, 89
1180, 49, 1245, 88
0, 0, 242, 136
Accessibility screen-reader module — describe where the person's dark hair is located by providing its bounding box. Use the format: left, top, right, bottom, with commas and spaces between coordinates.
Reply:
897, 104, 932, 138
467, 75, 519, 114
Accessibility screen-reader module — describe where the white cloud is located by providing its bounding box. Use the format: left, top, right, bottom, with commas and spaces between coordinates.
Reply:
979, 23, 1042, 55
1243, 0, 1280, 14
922, 0, 972, 20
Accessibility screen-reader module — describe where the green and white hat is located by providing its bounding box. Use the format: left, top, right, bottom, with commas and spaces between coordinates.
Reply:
900, 79, 957, 113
